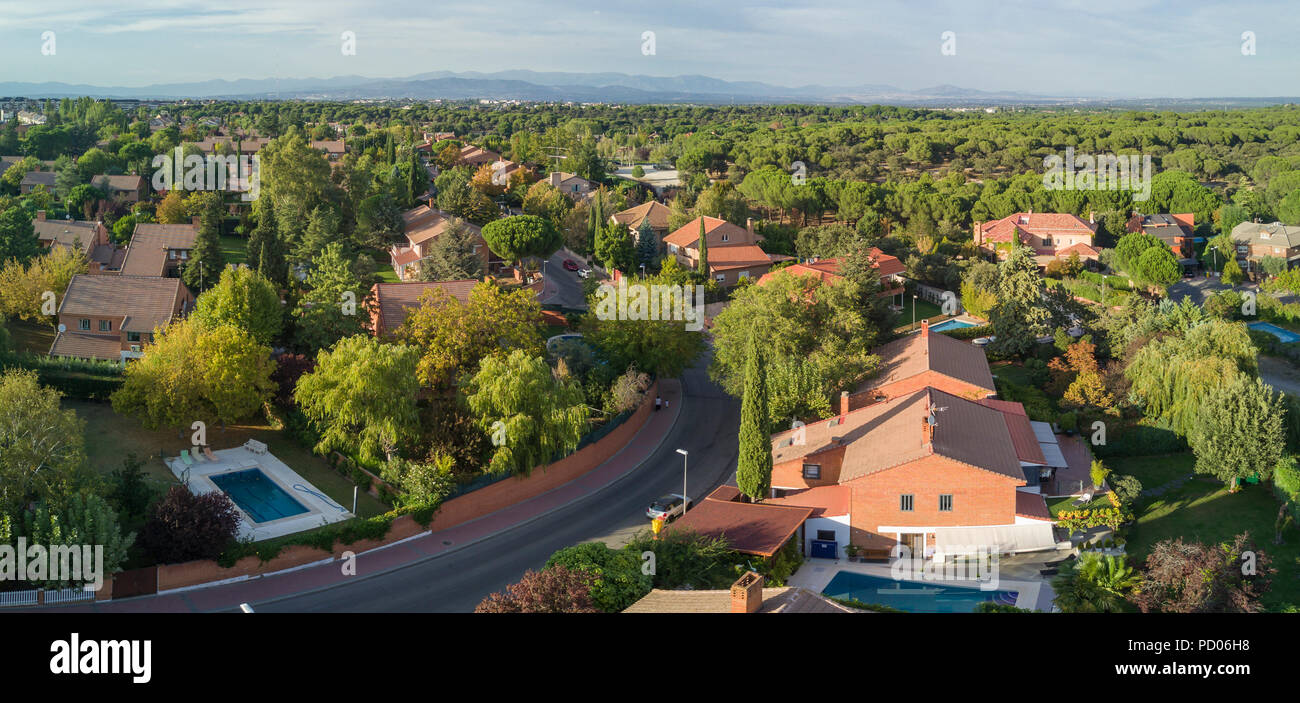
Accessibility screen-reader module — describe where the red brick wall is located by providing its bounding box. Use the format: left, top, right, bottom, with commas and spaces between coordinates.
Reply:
845, 455, 1021, 549
772, 445, 844, 489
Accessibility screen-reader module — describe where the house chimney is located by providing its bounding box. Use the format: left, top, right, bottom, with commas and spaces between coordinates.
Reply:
731, 571, 764, 613
549, 171, 561, 187
36, 210, 45, 221
921, 318, 929, 338
1089, 211, 1095, 225
840, 390, 850, 415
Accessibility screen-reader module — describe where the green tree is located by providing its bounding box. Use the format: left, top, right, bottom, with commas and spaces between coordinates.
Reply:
695, 217, 709, 278
181, 193, 225, 291
464, 349, 589, 475
292, 242, 370, 353
581, 274, 707, 378
0, 369, 89, 517
1189, 375, 1286, 488
417, 218, 485, 281
481, 214, 561, 265
736, 336, 773, 501
20, 495, 133, 589
634, 218, 659, 271
988, 245, 1050, 357
0, 207, 41, 265
1051, 552, 1140, 613
191, 265, 282, 345
544, 542, 652, 613
294, 334, 422, 459
246, 201, 287, 286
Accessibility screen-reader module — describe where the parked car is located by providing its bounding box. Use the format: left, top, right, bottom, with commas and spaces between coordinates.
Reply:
562, 259, 579, 272
646, 494, 691, 521
972, 335, 996, 347
577, 268, 592, 279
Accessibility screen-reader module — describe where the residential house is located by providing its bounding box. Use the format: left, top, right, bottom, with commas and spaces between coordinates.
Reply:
311, 140, 346, 160
0, 155, 22, 179
119, 220, 200, 277
194, 136, 270, 155
20, 171, 57, 195
49, 274, 193, 362
31, 212, 121, 273
974, 212, 1098, 266
766, 385, 1058, 559
662, 216, 787, 286
90, 174, 147, 204
458, 145, 501, 167
546, 171, 596, 200
389, 203, 500, 280
754, 249, 907, 306
840, 320, 997, 412
1229, 221, 1300, 272
368, 280, 478, 337
1128, 212, 1197, 260
610, 201, 671, 256
665, 485, 812, 559
623, 571, 860, 613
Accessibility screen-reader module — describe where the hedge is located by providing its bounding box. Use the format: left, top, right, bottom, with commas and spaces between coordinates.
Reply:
216, 500, 441, 566
938, 323, 993, 340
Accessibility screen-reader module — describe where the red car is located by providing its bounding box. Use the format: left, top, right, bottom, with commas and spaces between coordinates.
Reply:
562, 259, 579, 271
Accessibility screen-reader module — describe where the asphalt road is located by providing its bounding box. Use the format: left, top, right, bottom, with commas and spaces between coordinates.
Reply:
539, 247, 589, 310
252, 351, 739, 613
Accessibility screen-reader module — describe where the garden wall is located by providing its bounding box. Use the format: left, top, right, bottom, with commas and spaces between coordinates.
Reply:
100, 381, 660, 599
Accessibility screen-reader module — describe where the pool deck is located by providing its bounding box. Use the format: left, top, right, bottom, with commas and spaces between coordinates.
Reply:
166, 446, 354, 541
788, 556, 1056, 612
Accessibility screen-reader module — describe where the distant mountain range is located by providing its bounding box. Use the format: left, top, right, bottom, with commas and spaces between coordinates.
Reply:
0, 71, 1294, 107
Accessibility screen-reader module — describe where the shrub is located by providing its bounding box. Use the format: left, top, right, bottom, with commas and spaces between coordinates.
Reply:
1109, 474, 1143, 506
474, 565, 600, 613
544, 542, 652, 613
139, 485, 240, 564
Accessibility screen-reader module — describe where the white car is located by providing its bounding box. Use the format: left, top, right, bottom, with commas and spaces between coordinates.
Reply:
972, 336, 996, 347
646, 494, 691, 521
577, 268, 592, 279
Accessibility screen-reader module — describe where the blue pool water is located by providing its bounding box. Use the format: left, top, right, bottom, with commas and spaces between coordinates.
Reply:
821, 571, 1019, 613
928, 319, 976, 333
1248, 321, 1300, 344
210, 469, 309, 523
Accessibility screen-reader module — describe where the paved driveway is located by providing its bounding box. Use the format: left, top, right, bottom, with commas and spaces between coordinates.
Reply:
539, 247, 588, 310
1166, 276, 1235, 305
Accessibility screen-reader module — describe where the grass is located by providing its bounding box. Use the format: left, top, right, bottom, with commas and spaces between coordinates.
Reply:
990, 361, 1037, 387
67, 399, 389, 518
1106, 453, 1195, 489
1047, 494, 1112, 516
373, 262, 401, 283
218, 235, 247, 266
1124, 476, 1300, 608
3, 319, 56, 355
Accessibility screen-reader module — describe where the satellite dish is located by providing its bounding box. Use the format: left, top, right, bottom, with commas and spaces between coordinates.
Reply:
57, 323, 66, 333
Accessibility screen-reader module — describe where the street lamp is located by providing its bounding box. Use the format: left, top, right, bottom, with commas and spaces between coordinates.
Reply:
912, 294, 918, 332
676, 449, 688, 511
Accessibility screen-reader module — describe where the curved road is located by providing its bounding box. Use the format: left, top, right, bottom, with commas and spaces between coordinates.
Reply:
253, 352, 739, 612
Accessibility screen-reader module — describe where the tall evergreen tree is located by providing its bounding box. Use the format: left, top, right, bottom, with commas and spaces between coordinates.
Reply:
988, 245, 1049, 357
182, 194, 226, 292
293, 205, 343, 266
696, 216, 709, 279
635, 218, 658, 272
246, 203, 287, 286
736, 336, 772, 502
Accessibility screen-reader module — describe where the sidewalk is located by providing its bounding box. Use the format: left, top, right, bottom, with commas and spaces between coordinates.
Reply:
37, 379, 685, 613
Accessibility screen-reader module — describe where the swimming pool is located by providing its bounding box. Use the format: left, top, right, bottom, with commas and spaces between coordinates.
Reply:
928, 319, 976, 333
210, 468, 309, 523
821, 571, 1020, 613
1248, 321, 1300, 344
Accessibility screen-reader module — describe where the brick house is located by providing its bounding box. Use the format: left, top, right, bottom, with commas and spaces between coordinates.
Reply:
610, 201, 671, 257
1230, 221, 1300, 272
755, 249, 907, 306
458, 145, 501, 167
841, 320, 996, 412
20, 171, 56, 195
368, 280, 478, 337
388, 204, 500, 280
119, 220, 200, 277
974, 212, 1098, 266
49, 274, 193, 361
89, 174, 147, 204
547, 171, 596, 200
767, 385, 1057, 558
662, 216, 787, 286
31, 212, 121, 273
1127, 212, 1196, 259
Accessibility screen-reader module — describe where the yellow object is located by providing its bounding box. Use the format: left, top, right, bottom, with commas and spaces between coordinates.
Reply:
652, 516, 664, 535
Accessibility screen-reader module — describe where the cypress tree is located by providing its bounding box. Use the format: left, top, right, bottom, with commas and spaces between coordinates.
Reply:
696, 216, 709, 279
635, 218, 658, 271
736, 336, 772, 502
182, 194, 226, 292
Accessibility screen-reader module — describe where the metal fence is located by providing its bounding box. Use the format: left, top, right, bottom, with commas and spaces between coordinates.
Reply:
43, 588, 94, 605
0, 589, 39, 607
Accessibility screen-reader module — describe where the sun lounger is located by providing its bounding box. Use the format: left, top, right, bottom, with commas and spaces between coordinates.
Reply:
204, 446, 218, 462
180, 449, 195, 466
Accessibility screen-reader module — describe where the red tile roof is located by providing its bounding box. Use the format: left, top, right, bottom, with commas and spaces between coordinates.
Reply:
370, 280, 479, 337
978, 213, 1096, 244
764, 485, 851, 518
1055, 242, 1100, 258
1015, 491, 1052, 521
665, 487, 813, 557
662, 216, 760, 249
977, 398, 1047, 465
755, 248, 905, 286
853, 330, 997, 397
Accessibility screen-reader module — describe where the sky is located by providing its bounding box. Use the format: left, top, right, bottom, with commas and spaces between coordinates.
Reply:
0, 0, 1298, 97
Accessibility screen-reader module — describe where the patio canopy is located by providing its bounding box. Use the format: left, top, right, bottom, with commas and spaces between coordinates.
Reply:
933, 523, 1058, 555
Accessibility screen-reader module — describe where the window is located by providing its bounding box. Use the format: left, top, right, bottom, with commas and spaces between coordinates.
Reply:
815, 530, 836, 541
127, 331, 141, 342
802, 463, 821, 479
939, 494, 953, 512
721, 233, 729, 242
900, 494, 914, 512
715, 273, 725, 282
169, 250, 177, 260
98, 320, 111, 332
1042, 237, 1052, 246
78, 319, 90, 331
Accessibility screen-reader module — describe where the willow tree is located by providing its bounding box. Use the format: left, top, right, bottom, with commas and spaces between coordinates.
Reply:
1189, 375, 1286, 489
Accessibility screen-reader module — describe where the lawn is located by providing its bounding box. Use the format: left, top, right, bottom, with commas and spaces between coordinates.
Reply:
219, 235, 248, 266
373, 262, 401, 283
989, 361, 1037, 387
1047, 494, 1112, 517
1124, 476, 1300, 608
68, 399, 389, 518
1106, 453, 1195, 490
3, 318, 56, 355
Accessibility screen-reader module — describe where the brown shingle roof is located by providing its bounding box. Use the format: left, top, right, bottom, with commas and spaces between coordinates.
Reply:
702, 243, 774, 271
1015, 491, 1052, 521
48, 331, 124, 361
32, 219, 98, 257
21, 171, 56, 188
57, 274, 186, 334
623, 587, 860, 613
610, 201, 671, 230
853, 331, 997, 397
120, 223, 198, 276
90, 174, 145, 193
370, 280, 478, 337
664, 486, 812, 557
402, 206, 481, 246
976, 398, 1046, 465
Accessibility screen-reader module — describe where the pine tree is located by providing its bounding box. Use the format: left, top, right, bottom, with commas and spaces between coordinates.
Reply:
635, 218, 658, 272
293, 206, 342, 266
247, 203, 287, 287
182, 194, 226, 292
695, 216, 709, 279
736, 336, 772, 502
